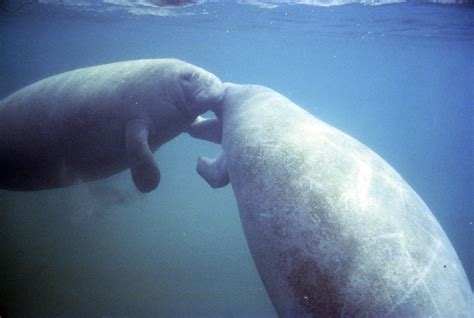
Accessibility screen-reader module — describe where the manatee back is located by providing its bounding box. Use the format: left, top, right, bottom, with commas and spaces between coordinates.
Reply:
222, 85, 473, 317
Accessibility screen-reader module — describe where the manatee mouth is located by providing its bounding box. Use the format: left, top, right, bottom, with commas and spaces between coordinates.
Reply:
172, 85, 209, 121
192, 87, 206, 102
176, 86, 206, 119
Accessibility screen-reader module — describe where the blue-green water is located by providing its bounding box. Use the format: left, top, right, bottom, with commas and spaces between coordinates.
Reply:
0, 1, 473, 316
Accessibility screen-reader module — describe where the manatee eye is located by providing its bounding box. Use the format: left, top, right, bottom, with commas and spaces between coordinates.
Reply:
182, 71, 197, 82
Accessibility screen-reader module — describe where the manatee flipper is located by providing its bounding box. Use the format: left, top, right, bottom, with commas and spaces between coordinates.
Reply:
197, 150, 229, 188
126, 119, 160, 193
188, 116, 222, 144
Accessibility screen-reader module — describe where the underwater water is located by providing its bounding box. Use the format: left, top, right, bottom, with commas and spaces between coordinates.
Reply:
0, 0, 473, 316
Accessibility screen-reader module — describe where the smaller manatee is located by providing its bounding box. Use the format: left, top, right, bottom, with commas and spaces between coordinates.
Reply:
0, 59, 224, 192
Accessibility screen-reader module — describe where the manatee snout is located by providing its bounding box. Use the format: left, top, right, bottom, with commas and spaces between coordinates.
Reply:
198, 71, 225, 108
180, 67, 225, 118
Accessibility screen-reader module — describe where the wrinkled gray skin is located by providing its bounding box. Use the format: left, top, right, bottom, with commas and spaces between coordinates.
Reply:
190, 83, 473, 317
0, 59, 224, 192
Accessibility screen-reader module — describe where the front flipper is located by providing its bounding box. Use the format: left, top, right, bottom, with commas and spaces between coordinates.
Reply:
126, 119, 160, 193
187, 116, 222, 144
197, 149, 229, 188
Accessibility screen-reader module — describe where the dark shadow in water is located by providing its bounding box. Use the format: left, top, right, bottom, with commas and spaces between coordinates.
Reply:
0, 0, 34, 15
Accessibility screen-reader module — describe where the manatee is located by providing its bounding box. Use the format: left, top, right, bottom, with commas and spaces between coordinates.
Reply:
190, 83, 473, 317
0, 59, 224, 192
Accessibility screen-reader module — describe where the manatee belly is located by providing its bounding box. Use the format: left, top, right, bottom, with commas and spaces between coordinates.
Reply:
224, 92, 473, 317
0, 98, 129, 190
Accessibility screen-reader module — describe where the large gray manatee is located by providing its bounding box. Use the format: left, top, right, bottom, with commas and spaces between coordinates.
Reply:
0, 59, 224, 192
190, 83, 473, 317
